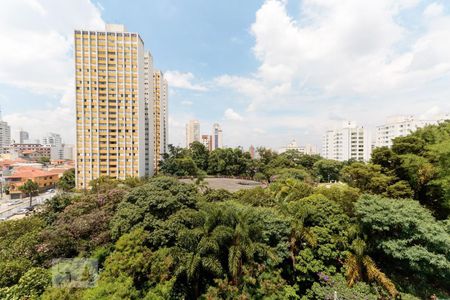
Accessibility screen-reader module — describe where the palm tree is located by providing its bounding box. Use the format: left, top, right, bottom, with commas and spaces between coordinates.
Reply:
175, 206, 232, 298
19, 179, 39, 207
345, 238, 398, 297
288, 208, 317, 271
227, 212, 271, 286
271, 178, 311, 203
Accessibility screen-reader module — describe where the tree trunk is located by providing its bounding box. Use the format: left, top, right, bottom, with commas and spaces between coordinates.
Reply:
29, 193, 33, 207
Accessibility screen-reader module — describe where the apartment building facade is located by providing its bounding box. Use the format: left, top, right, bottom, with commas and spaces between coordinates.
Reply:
211, 123, 223, 150
376, 115, 444, 148
153, 70, 169, 169
322, 121, 371, 162
75, 24, 159, 189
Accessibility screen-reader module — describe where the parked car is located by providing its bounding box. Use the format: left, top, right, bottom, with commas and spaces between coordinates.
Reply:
17, 207, 30, 214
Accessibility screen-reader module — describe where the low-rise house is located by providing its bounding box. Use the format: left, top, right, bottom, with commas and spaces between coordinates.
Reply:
4, 167, 59, 199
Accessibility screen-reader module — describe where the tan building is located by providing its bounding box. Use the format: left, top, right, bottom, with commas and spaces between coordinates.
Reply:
153, 70, 169, 170
75, 24, 157, 189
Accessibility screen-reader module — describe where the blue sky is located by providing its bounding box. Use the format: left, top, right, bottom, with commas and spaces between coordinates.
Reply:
1, 0, 450, 150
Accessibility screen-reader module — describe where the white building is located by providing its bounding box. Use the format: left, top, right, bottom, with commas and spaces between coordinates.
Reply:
279, 139, 318, 155
322, 121, 372, 162
0, 120, 11, 150
41, 132, 62, 147
375, 115, 448, 148
186, 120, 200, 147
211, 123, 223, 150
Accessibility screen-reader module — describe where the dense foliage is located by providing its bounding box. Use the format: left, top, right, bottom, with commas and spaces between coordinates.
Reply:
1, 122, 450, 299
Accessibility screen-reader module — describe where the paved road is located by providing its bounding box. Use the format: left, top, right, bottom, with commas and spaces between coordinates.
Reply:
0, 192, 55, 220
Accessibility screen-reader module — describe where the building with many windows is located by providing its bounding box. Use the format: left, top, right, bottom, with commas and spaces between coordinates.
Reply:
0, 116, 11, 151
153, 70, 169, 169
186, 120, 200, 147
201, 134, 212, 151
75, 24, 167, 189
321, 121, 371, 162
211, 123, 223, 150
41, 132, 63, 146
375, 115, 447, 148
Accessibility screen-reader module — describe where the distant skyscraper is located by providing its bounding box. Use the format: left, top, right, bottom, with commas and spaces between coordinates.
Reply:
0, 107, 11, 153
19, 130, 29, 144
322, 121, 371, 162
201, 134, 212, 151
211, 123, 222, 150
153, 70, 169, 169
0, 120, 11, 150
75, 24, 159, 188
186, 120, 200, 147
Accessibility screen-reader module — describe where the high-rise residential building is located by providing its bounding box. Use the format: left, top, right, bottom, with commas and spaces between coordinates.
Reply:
19, 130, 29, 144
211, 123, 222, 150
375, 115, 446, 148
75, 24, 157, 189
0, 121, 11, 150
0, 108, 11, 152
201, 134, 212, 151
186, 120, 200, 147
144, 51, 154, 174
42, 133, 63, 160
153, 70, 169, 169
321, 121, 372, 162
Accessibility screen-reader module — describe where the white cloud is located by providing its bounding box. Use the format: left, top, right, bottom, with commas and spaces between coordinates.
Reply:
224, 108, 243, 121
0, 0, 105, 142
215, 0, 450, 147
164, 70, 207, 91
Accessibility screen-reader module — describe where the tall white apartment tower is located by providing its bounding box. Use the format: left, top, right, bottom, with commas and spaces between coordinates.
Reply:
75, 24, 155, 188
153, 70, 169, 169
211, 123, 223, 150
322, 121, 372, 162
0, 120, 11, 149
186, 120, 200, 147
